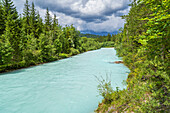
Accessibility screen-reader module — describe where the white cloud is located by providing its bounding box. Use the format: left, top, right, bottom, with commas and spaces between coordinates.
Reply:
13, 0, 130, 33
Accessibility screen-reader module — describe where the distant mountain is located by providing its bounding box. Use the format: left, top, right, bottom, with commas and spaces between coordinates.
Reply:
79, 34, 100, 38
80, 30, 118, 36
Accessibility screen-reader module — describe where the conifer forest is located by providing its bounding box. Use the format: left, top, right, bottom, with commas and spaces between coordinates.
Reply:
0, 0, 169, 113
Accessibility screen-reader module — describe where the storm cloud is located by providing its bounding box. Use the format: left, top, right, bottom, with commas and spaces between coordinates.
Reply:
13, 0, 130, 33
35, 0, 129, 23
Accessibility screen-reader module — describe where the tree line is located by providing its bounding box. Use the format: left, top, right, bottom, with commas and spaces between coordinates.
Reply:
0, 0, 101, 72
97, 0, 169, 112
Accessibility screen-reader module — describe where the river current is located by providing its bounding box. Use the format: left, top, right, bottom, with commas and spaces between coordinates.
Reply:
0, 48, 130, 113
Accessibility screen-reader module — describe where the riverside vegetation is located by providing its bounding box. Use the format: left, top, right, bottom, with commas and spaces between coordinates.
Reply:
0, 0, 115, 72
1, 0, 169, 112
96, 0, 169, 112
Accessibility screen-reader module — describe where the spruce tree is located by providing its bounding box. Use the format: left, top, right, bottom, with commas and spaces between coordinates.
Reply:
2, 0, 18, 21
52, 14, 58, 31
2, 0, 21, 62
62, 26, 70, 53
70, 25, 79, 49
0, 36, 13, 65
107, 33, 111, 41
54, 38, 62, 56
44, 8, 54, 56
0, 1, 5, 35
21, 0, 30, 56
44, 8, 52, 32
30, 2, 38, 38
0, 11, 14, 64
37, 12, 43, 38
22, 0, 30, 35
38, 34, 51, 62
52, 14, 58, 41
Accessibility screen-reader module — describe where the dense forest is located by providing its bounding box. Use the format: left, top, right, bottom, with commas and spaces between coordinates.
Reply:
0, 0, 115, 72
1, 0, 169, 112
80, 33, 100, 38
96, 0, 169, 112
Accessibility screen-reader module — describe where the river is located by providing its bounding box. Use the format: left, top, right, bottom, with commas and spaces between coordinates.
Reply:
0, 48, 130, 113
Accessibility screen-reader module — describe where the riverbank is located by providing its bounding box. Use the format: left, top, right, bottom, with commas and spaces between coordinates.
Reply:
95, 0, 169, 112
1, 40, 116, 73
0, 42, 117, 73
0, 45, 112, 73
0, 50, 91, 73
95, 57, 130, 113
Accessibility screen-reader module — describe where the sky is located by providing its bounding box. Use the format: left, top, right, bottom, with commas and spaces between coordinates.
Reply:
13, 0, 131, 35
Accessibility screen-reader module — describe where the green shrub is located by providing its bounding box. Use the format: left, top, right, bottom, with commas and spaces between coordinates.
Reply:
70, 48, 80, 55
59, 53, 70, 58
101, 41, 114, 47
95, 75, 114, 104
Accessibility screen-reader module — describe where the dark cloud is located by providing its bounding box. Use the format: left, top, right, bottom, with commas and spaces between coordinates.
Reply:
13, 0, 130, 33
36, 1, 78, 15
102, 6, 129, 16
73, 14, 109, 23
34, 0, 130, 23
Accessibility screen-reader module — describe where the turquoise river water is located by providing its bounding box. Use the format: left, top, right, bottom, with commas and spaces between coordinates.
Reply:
0, 48, 130, 113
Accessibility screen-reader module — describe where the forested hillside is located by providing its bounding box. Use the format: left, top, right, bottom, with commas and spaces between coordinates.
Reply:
80, 33, 100, 38
96, 0, 170, 112
0, 0, 102, 72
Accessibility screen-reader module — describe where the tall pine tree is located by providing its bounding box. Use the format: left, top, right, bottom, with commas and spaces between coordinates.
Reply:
21, 0, 30, 56
44, 8, 52, 32
2, 0, 18, 21
30, 2, 38, 38
22, 0, 30, 35
52, 14, 58, 41
2, 0, 21, 62
36, 12, 43, 38
0, 1, 5, 35
0, 12, 14, 64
